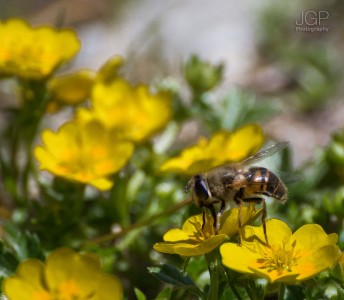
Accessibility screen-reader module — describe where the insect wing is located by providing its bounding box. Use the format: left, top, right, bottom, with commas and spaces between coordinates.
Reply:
242, 141, 289, 166
198, 142, 289, 179
274, 170, 302, 184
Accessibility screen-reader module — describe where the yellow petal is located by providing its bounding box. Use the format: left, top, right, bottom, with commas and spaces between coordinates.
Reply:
222, 124, 264, 162
3, 259, 49, 300
249, 266, 299, 284
81, 79, 172, 142
0, 18, 80, 79
93, 273, 123, 300
294, 245, 341, 281
181, 214, 205, 235
154, 235, 227, 256
291, 224, 338, 254
163, 229, 191, 242
45, 248, 101, 297
241, 219, 292, 246
219, 205, 262, 236
159, 124, 265, 175
47, 69, 95, 111
89, 177, 114, 191
34, 120, 134, 190
97, 55, 124, 83
220, 243, 256, 274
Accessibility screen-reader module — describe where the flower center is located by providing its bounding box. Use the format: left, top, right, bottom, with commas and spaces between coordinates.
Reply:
48, 279, 94, 300
259, 240, 298, 273
189, 215, 216, 241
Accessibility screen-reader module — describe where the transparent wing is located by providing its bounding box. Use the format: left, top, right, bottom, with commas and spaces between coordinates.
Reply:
199, 141, 289, 177
242, 141, 289, 165
274, 170, 303, 184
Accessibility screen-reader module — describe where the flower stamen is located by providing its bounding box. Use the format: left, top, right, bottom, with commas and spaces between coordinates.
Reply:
259, 240, 298, 273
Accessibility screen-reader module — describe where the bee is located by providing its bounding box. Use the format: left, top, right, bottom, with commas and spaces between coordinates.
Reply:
185, 141, 289, 244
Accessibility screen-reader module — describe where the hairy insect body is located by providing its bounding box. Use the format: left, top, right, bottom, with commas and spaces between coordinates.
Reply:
185, 142, 290, 245
242, 167, 287, 204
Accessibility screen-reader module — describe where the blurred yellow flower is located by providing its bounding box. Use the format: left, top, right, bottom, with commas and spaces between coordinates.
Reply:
153, 205, 261, 256
3, 247, 123, 300
76, 79, 172, 142
220, 219, 340, 283
34, 120, 134, 190
97, 55, 124, 83
0, 18, 80, 80
47, 69, 96, 113
160, 124, 264, 175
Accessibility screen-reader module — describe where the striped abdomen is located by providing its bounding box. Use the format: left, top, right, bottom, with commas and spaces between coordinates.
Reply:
245, 167, 287, 203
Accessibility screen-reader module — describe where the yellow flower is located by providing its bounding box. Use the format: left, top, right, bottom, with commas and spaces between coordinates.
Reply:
0, 18, 80, 80
3, 247, 123, 300
153, 205, 262, 256
34, 120, 134, 190
96, 55, 124, 83
160, 124, 264, 175
220, 219, 340, 283
47, 70, 96, 112
76, 78, 172, 143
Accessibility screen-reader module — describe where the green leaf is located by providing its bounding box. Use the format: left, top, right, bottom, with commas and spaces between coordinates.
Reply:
155, 287, 172, 300
284, 285, 305, 300
134, 287, 147, 300
148, 264, 194, 287
2, 222, 44, 261
148, 264, 205, 298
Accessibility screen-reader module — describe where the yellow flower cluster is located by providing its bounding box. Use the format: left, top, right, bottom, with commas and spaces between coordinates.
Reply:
76, 79, 172, 142
3, 247, 122, 300
35, 56, 172, 190
34, 120, 134, 190
154, 205, 262, 256
160, 124, 264, 175
220, 219, 340, 283
0, 19, 80, 80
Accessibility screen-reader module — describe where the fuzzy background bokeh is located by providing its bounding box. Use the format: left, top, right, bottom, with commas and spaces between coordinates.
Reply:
1, 0, 343, 166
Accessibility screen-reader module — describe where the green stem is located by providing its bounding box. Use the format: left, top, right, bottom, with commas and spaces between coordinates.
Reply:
110, 173, 131, 227
278, 283, 286, 300
86, 198, 192, 244
245, 280, 257, 300
9, 79, 50, 205
224, 269, 243, 300
21, 80, 49, 201
205, 252, 220, 300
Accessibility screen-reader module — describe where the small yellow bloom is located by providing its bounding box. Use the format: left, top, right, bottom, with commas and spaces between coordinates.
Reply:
47, 69, 96, 112
97, 55, 124, 83
3, 247, 123, 300
160, 124, 264, 175
0, 18, 80, 80
153, 205, 261, 256
76, 78, 172, 143
34, 120, 134, 190
220, 219, 341, 283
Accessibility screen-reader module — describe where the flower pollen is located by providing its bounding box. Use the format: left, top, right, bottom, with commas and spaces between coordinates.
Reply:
259, 240, 298, 274
189, 218, 215, 241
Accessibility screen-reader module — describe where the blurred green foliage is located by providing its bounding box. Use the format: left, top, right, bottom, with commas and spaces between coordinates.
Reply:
0, 1, 344, 298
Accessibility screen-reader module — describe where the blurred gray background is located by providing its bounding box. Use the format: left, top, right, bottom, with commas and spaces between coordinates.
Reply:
1, 0, 343, 166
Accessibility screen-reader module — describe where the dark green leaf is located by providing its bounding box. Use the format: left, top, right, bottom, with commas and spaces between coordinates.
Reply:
148, 264, 205, 298
134, 287, 147, 300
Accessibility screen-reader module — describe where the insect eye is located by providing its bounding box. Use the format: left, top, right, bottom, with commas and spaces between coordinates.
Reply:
194, 177, 210, 204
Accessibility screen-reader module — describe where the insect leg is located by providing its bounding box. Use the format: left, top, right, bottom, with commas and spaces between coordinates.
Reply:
216, 200, 226, 233
241, 197, 269, 245
262, 199, 268, 245
206, 204, 217, 233
202, 207, 206, 230
234, 188, 245, 246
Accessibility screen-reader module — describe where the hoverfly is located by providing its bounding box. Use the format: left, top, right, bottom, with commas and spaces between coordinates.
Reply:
185, 141, 289, 244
